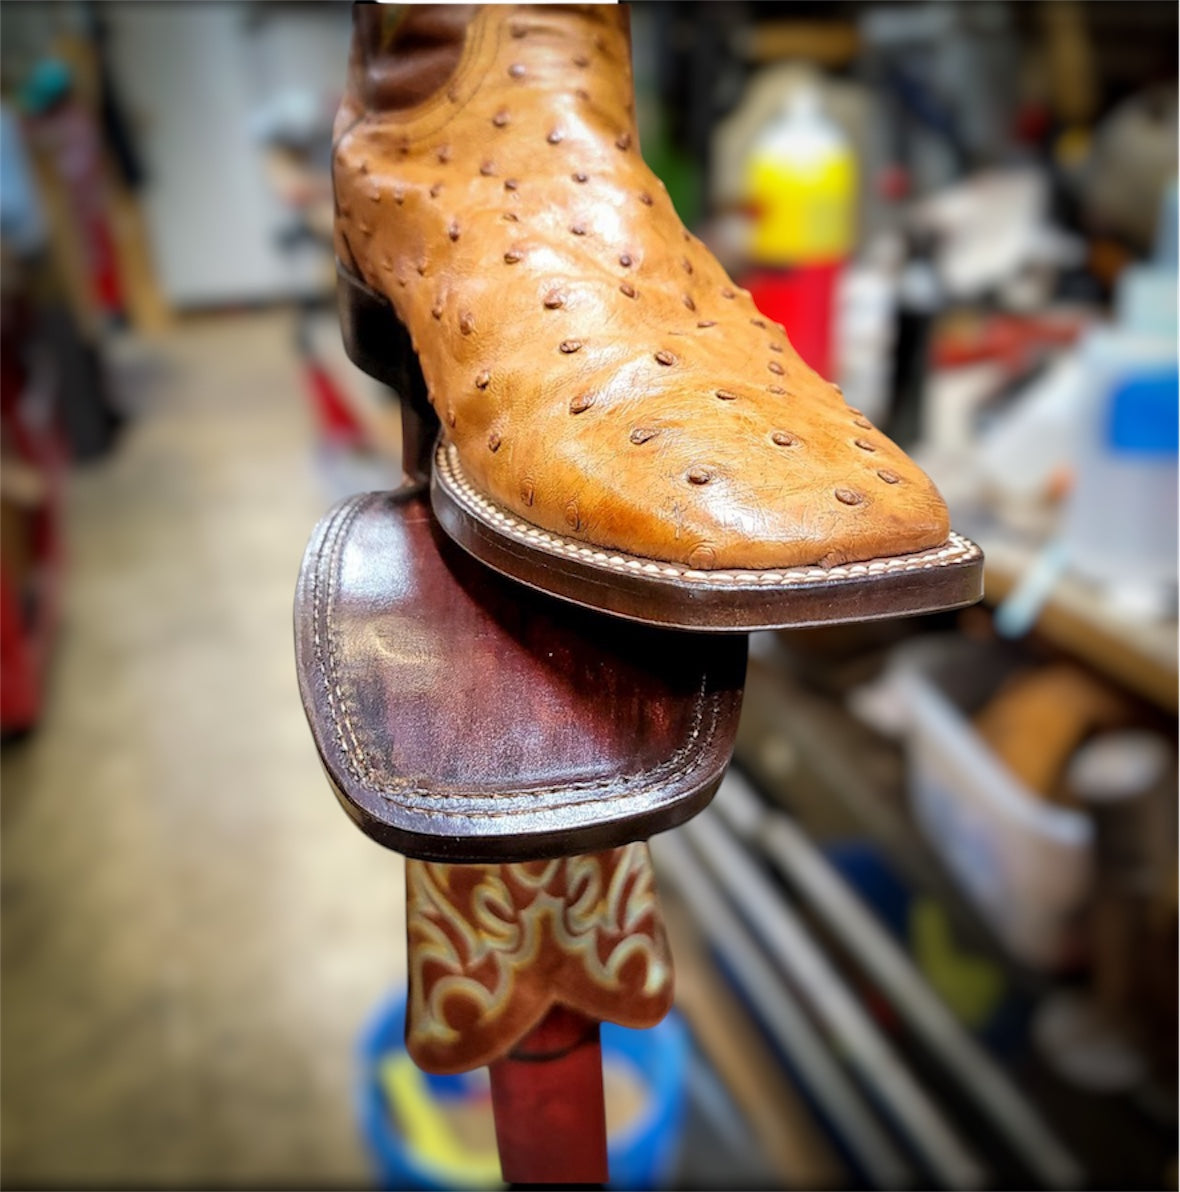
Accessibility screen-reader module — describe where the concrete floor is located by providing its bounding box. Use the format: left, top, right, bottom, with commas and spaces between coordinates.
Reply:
2, 311, 406, 1187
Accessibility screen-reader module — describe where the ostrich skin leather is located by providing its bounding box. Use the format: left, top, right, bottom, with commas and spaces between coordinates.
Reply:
332, 4, 951, 571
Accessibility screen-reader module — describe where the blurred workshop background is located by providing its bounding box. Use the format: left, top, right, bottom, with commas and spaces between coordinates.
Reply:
1, 2, 1176, 1189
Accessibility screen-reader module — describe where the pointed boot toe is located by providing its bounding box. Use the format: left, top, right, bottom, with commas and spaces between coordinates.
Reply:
333, 3, 982, 629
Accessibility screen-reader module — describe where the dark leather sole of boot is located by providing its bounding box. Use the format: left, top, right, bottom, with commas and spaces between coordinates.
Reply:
338, 262, 985, 631
294, 487, 747, 862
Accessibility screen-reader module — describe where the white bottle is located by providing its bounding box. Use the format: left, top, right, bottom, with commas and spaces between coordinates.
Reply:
1060, 325, 1177, 615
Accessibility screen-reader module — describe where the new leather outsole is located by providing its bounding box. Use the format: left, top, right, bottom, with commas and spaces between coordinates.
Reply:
294, 488, 748, 862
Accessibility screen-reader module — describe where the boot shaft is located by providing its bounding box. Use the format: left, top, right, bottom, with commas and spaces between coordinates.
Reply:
340, 3, 474, 123
337, 4, 635, 133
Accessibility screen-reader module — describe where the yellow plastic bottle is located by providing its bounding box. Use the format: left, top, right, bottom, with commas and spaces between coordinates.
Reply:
741, 82, 856, 378
745, 84, 856, 267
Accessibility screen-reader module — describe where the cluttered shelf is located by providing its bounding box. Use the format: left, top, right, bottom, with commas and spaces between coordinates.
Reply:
736, 635, 1051, 990
731, 632, 1176, 1190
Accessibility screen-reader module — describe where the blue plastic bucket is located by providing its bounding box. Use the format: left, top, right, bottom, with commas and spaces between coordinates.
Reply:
358, 990, 689, 1190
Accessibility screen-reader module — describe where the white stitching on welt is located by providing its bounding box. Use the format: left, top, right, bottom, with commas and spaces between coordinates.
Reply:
436, 441, 981, 583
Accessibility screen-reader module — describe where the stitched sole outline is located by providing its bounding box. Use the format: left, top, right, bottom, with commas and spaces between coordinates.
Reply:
312, 492, 727, 818
435, 441, 982, 585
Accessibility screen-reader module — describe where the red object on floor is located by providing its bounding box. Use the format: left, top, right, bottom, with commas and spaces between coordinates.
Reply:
488, 1004, 609, 1186
0, 463, 65, 735
1, 568, 39, 731
1, 297, 68, 735
305, 357, 365, 448
744, 261, 842, 382
88, 213, 124, 317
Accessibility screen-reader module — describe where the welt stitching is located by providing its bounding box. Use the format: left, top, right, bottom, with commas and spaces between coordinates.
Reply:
315, 497, 725, 814
438, 442, 982, 584
318, 496, 711, 794
349, 674, 711, 797
371, 684, 723, 818
310, 498, 348, 763
367, 688, 724, 819
315, 495, 372, 775
326, 496, 378, 771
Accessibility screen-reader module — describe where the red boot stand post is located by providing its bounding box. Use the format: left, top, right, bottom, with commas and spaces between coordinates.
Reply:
407, 849, 672, 1184
297, 4, 984, 1184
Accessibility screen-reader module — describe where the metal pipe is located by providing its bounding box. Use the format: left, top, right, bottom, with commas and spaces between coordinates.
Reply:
654, 833, 915, 1189
713, 770, 1084, 1190
683, 813, 987, 1189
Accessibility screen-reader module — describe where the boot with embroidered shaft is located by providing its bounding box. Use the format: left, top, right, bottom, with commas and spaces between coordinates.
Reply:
332, 4, 982, 630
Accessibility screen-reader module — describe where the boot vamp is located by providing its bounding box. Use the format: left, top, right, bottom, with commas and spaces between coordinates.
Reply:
335, 5, 949, 570
447, 309, 950, 571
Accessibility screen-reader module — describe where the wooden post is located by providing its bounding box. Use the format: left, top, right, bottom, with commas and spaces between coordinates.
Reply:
488, 1005, 609, 1186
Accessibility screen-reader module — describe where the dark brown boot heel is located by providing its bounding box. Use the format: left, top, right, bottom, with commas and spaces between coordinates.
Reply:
337, 259, 438, 484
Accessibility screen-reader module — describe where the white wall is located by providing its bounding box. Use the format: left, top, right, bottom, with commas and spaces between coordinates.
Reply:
105, 2, 351, 308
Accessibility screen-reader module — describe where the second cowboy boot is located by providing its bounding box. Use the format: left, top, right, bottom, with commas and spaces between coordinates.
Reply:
332, 4, 982, 629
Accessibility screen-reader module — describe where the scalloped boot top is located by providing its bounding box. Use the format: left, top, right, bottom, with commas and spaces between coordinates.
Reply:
331, 4, 981, 629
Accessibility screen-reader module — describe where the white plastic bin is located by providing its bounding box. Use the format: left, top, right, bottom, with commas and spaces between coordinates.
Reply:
895, 668, 1094, 971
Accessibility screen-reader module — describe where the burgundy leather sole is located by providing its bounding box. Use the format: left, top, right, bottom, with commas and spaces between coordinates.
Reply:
337, 262, 985, 633
294, 488, 747, 862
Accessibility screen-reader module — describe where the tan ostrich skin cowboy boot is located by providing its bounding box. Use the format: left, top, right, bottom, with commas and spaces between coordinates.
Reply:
332, 4, 982, 629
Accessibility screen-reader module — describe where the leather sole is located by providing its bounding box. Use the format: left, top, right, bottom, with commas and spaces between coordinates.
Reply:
338, 261, 984, 631
294, 487, 747, 861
